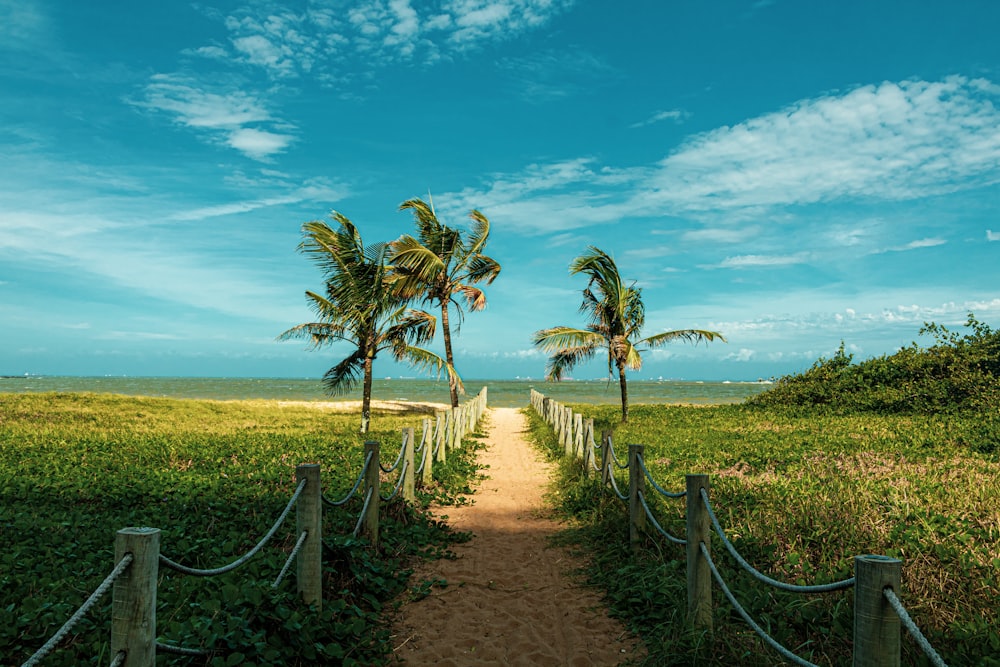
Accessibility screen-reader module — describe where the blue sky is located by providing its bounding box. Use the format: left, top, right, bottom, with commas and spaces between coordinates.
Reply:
2, 0, 999, 383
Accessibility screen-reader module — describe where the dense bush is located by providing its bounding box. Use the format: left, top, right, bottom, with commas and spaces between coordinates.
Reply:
748, 314, 1000, 419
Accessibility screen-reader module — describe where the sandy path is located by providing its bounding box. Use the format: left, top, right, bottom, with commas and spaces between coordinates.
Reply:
391, 407, 641, 666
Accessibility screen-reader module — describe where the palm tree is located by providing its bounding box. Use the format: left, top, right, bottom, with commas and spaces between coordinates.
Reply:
389, 197, 501, 408
278, 213, 461, 434
532, 246, 725, 423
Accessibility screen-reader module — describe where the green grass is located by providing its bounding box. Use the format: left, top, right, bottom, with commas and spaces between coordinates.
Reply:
1, 392, 483, 666
527, 402, 1000, 666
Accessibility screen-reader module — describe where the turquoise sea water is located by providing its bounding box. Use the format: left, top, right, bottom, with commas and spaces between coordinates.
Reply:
0, 376, 770, 408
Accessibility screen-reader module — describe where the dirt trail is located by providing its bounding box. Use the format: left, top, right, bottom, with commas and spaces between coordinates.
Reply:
391, 407, 641, 666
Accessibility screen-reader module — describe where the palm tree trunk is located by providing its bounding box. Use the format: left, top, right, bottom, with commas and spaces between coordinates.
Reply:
361, 354, 373, 434
618, 361, 629, 423
441, 300, 459, 408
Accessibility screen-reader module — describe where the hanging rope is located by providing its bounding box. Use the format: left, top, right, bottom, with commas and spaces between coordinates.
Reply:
884, 588, 949, 667
156, 642, 211, 657
607, 466, 629, 501
638, 491, 686, 545
608, 435, 630, 469
353, 487, 375, 537
636, 453, 686, 498
700, 489, 855, 593
108, 651, 126, 667
323, 451, 372, 507
380, 460, 408, 501
380, 435, 407, 473
272, 530, 310, 589
20, 553, 134, 667
701, 543, 820, 667
160, 478, 307, 577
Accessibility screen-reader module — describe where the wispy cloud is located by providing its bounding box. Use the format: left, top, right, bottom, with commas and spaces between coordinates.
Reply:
497, 48, 615, 102
131, 75, 295, 160
988, 229, 1000, 242
640, 76, 1000, 212
0, 0, 49, 52
443, 76, 1000, 234
880, 237, 947, 253
171, 179, 347, 221
194, 0, 574, 80
712, 252, 811, 269
630, 109, 689, 129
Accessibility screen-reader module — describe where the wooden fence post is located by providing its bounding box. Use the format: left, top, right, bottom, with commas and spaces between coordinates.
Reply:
582, 418, 594, 479
295, 464, 322, 609
574, 413, 584, 458
363, 440, 380, 549
686, 474, 712, 631
601, 430, 612, 485
435, 413, 446, 463
563, 408, 574, 457
628, 444, 646, 553
854, 555, 902, 667
402, 428, 415, 502
420, 420, 433, 487
112, 527, 160, 667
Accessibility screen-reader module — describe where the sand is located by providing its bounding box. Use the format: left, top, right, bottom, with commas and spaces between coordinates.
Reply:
390, 407, 642, 666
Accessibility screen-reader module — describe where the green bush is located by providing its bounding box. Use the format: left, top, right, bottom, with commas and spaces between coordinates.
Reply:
749, 314, 1000, 422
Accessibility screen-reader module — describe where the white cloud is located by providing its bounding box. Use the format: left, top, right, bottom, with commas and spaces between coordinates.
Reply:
201, 0, 573, 79
988, 229, 1000, 241
227, 128, 295, 159
630, 109, 689, 129
882, 237, 947, 253
132, 75, 295, 160
724, 348, 756, 362
171, 179, 347, 221
713, 252, 811, 269
639, 76, 1000, 212
444, 76, 1000, 234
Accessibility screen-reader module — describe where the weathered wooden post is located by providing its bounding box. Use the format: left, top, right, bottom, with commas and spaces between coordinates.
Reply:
563, 408, 574, 456
402, 428, 415, 502
686, 474, 712, 631
542, 397, 550, 423
435, 412, 446, 463
582, 418, 594, 479
363, 440, 380, 549
574, 413, 584, 458
628, 444, 646, 553
601, 430, 612, 485
296, 464, 322, 609
112, 527, 160, 667
419, 420, 433, 487
854, 555, 902, 667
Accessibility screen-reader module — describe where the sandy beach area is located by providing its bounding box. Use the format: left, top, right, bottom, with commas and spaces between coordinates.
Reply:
390, 407, 642, 665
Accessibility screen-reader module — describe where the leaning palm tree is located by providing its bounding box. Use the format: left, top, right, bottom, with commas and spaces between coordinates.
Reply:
532, 246, 725, 423
278, 213, 461, 433
389, 197, 501, 408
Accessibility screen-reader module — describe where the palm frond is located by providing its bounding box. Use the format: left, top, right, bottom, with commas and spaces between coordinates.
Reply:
457, 284, 487, 312
465, 254, 501, 285
532, 326, 605, 353
395, 345, 466, 396
642, 329, 727, 347
321, 349, 366, 396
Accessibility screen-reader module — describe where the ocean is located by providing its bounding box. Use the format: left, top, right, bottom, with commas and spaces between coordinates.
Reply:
0, 376, 770, 408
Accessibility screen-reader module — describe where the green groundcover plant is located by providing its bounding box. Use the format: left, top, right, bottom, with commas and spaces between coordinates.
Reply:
527, 318, 1000, 666
1, 393, 484, 666
529, 405, 1000, 666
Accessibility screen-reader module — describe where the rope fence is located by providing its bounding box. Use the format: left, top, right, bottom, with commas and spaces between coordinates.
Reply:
529, 388, 950, 667
18, 387, 488, 667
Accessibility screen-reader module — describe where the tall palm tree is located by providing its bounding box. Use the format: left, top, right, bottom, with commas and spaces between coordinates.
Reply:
532, 246, 725, 423
278, 213, 461, 434
389, 197, 501, 408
